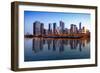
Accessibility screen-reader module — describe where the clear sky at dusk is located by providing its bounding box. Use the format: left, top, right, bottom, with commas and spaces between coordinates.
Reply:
24, 11, 91, 34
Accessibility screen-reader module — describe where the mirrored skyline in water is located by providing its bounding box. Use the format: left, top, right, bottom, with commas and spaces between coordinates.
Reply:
24, 38, 90, 61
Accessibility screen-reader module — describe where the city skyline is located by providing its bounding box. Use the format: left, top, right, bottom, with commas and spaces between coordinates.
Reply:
32, 21, 90, 36
24, 11, 91, 34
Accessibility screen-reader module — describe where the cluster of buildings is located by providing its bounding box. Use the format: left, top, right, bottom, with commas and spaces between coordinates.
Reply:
33, 21, 90, 36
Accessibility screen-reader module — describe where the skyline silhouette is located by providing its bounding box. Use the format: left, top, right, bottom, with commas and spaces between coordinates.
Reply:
24, 11, 91, 35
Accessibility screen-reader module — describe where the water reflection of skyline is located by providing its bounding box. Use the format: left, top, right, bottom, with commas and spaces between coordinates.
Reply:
32, 38, 90, 53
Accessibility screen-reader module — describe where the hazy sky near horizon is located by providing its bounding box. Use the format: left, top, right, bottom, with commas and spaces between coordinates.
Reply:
24, 11, 91, 34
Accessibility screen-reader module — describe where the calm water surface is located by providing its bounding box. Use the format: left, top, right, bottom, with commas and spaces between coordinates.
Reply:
24, 38, 90, 62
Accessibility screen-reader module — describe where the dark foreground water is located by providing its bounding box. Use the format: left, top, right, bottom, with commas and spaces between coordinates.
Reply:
24, 38, 90, 62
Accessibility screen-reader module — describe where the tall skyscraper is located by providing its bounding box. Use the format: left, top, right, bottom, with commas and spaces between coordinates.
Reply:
48, 23, 52, 34
79, 22, 81, 30
70, 24, 74, 34
53, 23, 56, 34
60, 21, 65, 34
79, 22, 82, 33
33, 22, 36, 35
70, 24, 77, 34
73, 25, 77, 33
33, 21, 41, 36
41, 23, 44, 36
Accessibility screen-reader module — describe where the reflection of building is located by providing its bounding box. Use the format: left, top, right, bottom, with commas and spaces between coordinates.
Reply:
70, 40, 78, 49
32, 38, 43, 53
79, 40, 82, 52
59, 40, 64, 52
47, 39, 52, 50
31, 38, 89, 53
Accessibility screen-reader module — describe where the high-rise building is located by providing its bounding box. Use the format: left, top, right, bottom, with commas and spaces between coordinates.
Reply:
70, 24, 74, 34
60, 21, 65, 34
79, 22, 82, 33
79, 22, 81, 30
33, 22, 36, 35
53, 23, 57, 34
33, 21, 42, 36
73, 25, 78, 33
70, 24, 78, 34
41, 23, 44, 36
48, 23, 52, 34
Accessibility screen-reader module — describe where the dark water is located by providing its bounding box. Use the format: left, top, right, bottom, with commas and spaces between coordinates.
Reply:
24, 38, 90, 62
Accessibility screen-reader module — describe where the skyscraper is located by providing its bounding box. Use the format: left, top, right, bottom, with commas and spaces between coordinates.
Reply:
48, 23, 52, 34
79, 22, 82, 33
33, 22, 36, 35
70, 24, 74, 34
60, 21, 65, 34
33, 21, 42, 36
70, 24, 77, 34
79, 22, 81, 30
53, 23, 57, 34
41, 23, 44, 36
73, 25, 78, 33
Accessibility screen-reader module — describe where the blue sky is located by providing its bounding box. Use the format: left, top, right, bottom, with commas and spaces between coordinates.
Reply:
24, 11, 91, 34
